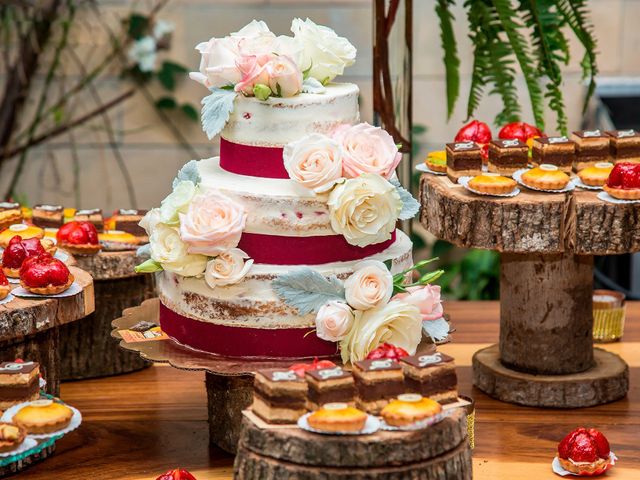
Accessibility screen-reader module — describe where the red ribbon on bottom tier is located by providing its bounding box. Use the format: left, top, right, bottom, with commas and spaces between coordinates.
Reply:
159, 302, 338, 359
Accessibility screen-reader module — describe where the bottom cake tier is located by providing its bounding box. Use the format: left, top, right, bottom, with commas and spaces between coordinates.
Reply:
157, 230, 413, 358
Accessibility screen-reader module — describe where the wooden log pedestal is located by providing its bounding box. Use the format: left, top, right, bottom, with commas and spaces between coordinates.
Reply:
0, 267, 94, 396
234, 409, 472, 480
420, 174, 636, 408
59, 250, 155, 380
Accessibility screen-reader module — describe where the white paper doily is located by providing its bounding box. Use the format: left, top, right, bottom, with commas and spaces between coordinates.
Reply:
597, 191, 640, 204
297, 413, 380, 436
7, 277, 19, 284
0, 293, 15, 305
0, 437, 38, 458
11, 282, 82, 299
1, 401, 82, 440
458, 176, 520, 197
378, 409, 452, 432
513, 169, 576, 193
551, 452, 617, 476
573, 178, 603, 191
415, 163, 446, 176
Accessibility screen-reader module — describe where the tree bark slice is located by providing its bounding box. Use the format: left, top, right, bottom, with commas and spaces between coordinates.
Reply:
473, 345, 628, 408
0, 443, 56, 478
234, 410, 471, 479
500, 253, 594, 374
71, 250, 142, 281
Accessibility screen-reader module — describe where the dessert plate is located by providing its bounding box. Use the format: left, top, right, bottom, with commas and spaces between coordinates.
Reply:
0, 293, 15, 305
0, 437, 37, 458
458, 177, 520, 197
11, 282, 82, 299
415, 163, 446, 176
297, 413, 380, 436
379, 409, 452, 432
1, 401, 82, 440
597, 191, 640, 204
551, 451, 617, 476
572, 178, 603, 191
513, 169, 576, 193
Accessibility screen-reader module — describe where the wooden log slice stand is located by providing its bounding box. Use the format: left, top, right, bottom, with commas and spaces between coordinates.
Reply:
0, 442, 56, 478
0, 266, 95, 396
420, 175, 635, 408
59, 250, 155, 380
234, 409, 471, 479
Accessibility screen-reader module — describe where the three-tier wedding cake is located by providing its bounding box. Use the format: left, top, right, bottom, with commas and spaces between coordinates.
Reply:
137, 19, 446, 362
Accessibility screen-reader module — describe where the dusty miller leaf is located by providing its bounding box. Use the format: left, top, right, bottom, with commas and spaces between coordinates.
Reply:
301, 77, 326, 94
272, 268, 346, 315
201, 88, 237, 140
172, 159, 201, 188
390, 178, 420, 220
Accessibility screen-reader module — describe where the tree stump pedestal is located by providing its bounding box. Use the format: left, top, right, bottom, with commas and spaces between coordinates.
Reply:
60, 251, 155, 380
420, 175, 636, 408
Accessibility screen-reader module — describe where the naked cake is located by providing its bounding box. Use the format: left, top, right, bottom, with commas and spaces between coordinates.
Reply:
0, 361, 40, 411
251, 368, 307, 424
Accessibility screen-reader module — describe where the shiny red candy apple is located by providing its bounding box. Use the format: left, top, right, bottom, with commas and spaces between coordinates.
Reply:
156, 469, 197, 480
289, 357, 337, 378
455, 120, 492, 158
366, 343, 409, 360
558, 427, 610, 463
498, 122, 543, 142
20, 254, 70, 288
606, 162, 640, 189
57, 221, 99, 245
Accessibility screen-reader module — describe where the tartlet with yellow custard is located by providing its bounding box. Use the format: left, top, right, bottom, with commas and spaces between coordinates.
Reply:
307, 402, 367, 432
425, 151, 447, 173
577, 162, 613, 187
12, 399, 73, 434
0, 224, 44, 249
467, 173, 517, 195
380, 394, 442, 427
520, 164, 570, 191
0, 422, 26, 453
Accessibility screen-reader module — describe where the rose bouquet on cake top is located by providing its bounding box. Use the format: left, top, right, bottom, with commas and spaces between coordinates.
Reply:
135, 161, 254, 288
189, 19, 357, 139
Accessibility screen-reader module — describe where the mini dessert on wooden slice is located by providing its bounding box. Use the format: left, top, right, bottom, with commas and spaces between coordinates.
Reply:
56, 221, 102, 255
305, 366, 355, 410
577, 162, 613, 187
498, 121, 542, 144
455, 120, 492, 162
20, 254, 74, 295
606, 129, 640, 163
400, 351, 458, 404
0, 202, 22, 231
380, 394, 442, 427
467, 173, 517, 196
0, 361, 40, 410
0, 224, 44, 248
446, 142, 483, 182
2, 236, 53, 278
352, 358, 405, 414
488, 139, 529, 175
252, 369, 307, 424
0, 422, 26, 453
98, 230, 141, 251
520, 164, 571, 191
425, 151, 447, 173
12, 399, 73, 434
603, 162, 640, 200
74, 208, 104, 232
557, 427, 612, 475
0, 271, 10, 301
531, 136, 575, 172
306, 402, 367, 433
31, 204, 64, 229
112, 209, 149, 242
571, 130, 611, 171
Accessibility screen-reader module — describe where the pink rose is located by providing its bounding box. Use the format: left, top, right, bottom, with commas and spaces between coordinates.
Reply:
179, 191, 246, 256
234, 54, 272, 96
333, 123, 402, 179
266, 55, 302, 97
393, 285, 444, 321
316, 301, 355, 342
283, 133, 343, 192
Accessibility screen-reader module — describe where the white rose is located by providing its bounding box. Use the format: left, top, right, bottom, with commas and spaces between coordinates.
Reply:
340, 300, 422, 364
315, 301, 355, 342
327, 174, 401, 247
189, 36, 242, 89
159, 180, 198, 225
138, 208, 162, 236
291, 18, 356, 83
344, 260, 393, 310
150, 224, 207, 277
283, 133, 343, 192
205, 249, 254, 288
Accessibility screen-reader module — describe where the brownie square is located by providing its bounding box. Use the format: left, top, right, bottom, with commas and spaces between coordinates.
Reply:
32, 204, 64, 229
400, 352, 458, 404
251, 368, 308, 424
446, 142, 483, 182
488, 139, 529, 175
113, 209, 148, 239
570, 130, 610, 171
605, 129, 640, 163
0, 361, 40, 410
305, 366, 355, 409
531, 136, 575, 172
352, 358, 405, 414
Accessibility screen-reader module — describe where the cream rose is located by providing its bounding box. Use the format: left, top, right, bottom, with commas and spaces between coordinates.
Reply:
205, 249, 254, 288
291, 18, 356, 83
266, 55, 302, 97
149, 224, 207, 277
234, 54, 272, 96
393, 285, 444, 322
315, 301, 355, 342
344, 260, 393, 310
189, 35, 243, 89
138, 208, 162, 236
179, 191, 246, 256
334, 123, 401, 179
327, 174, 402, 247
339, 300, 422, 364
283, 133, 343, 192
159, 180, 198, 225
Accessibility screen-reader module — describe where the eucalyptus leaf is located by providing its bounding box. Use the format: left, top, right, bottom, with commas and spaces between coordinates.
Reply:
201, 88, 237, 140
272, 268, 346, 315
390, 178, 420, 220
173, 159, 201, 188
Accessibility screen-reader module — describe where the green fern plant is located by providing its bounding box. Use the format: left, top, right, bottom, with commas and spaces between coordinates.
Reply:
437, 0, 598, 133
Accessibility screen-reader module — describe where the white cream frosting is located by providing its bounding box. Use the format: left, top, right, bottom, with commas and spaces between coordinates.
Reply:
221, 83, 359, 146
158, 229, 413, 328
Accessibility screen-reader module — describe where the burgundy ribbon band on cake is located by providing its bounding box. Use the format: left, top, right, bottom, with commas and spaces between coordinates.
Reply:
159, 303, 337, 359
238, 231, 396, 265
219, 138, 288, 179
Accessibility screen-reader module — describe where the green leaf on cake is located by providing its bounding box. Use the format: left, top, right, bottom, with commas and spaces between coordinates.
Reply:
390, 178, 420, 220
273, 268, 346, 315
201, 87, 237, 140
173, 159, 201, 189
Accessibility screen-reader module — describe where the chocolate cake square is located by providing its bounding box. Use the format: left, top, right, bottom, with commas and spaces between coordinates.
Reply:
531, 136, 575, 172
352, 358, 405, 414
0, 361, 40, 410
570, 130, 611, 171
251, 368, 307, 424
0, 202, 22, 231
400, 352, 458, 404
75, 208, 104, 232
32, 204, 64, 229
446, 142, 483, 182
488, 139, 529, 175
113, 209, 148, 240
305, 366, 355, 410
606, 129, 640, 163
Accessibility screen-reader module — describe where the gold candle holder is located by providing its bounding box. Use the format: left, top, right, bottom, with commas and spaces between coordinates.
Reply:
593, 289, 626, 343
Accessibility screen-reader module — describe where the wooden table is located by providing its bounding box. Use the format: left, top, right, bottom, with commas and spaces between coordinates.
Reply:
18, 301, 640, 479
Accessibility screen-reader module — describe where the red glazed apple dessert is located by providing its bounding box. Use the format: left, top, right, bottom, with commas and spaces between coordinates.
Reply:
56, 221, 101, 255
558, 427, 612, 475
498, 121, 543, 144
156, 469, 197, 480
20, 254, 74, 295
603, 162, 640, 200
455, 120, 492, 161
2, 236, 56, 278
0, 270, 10, 301
366, 343, 409, 360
